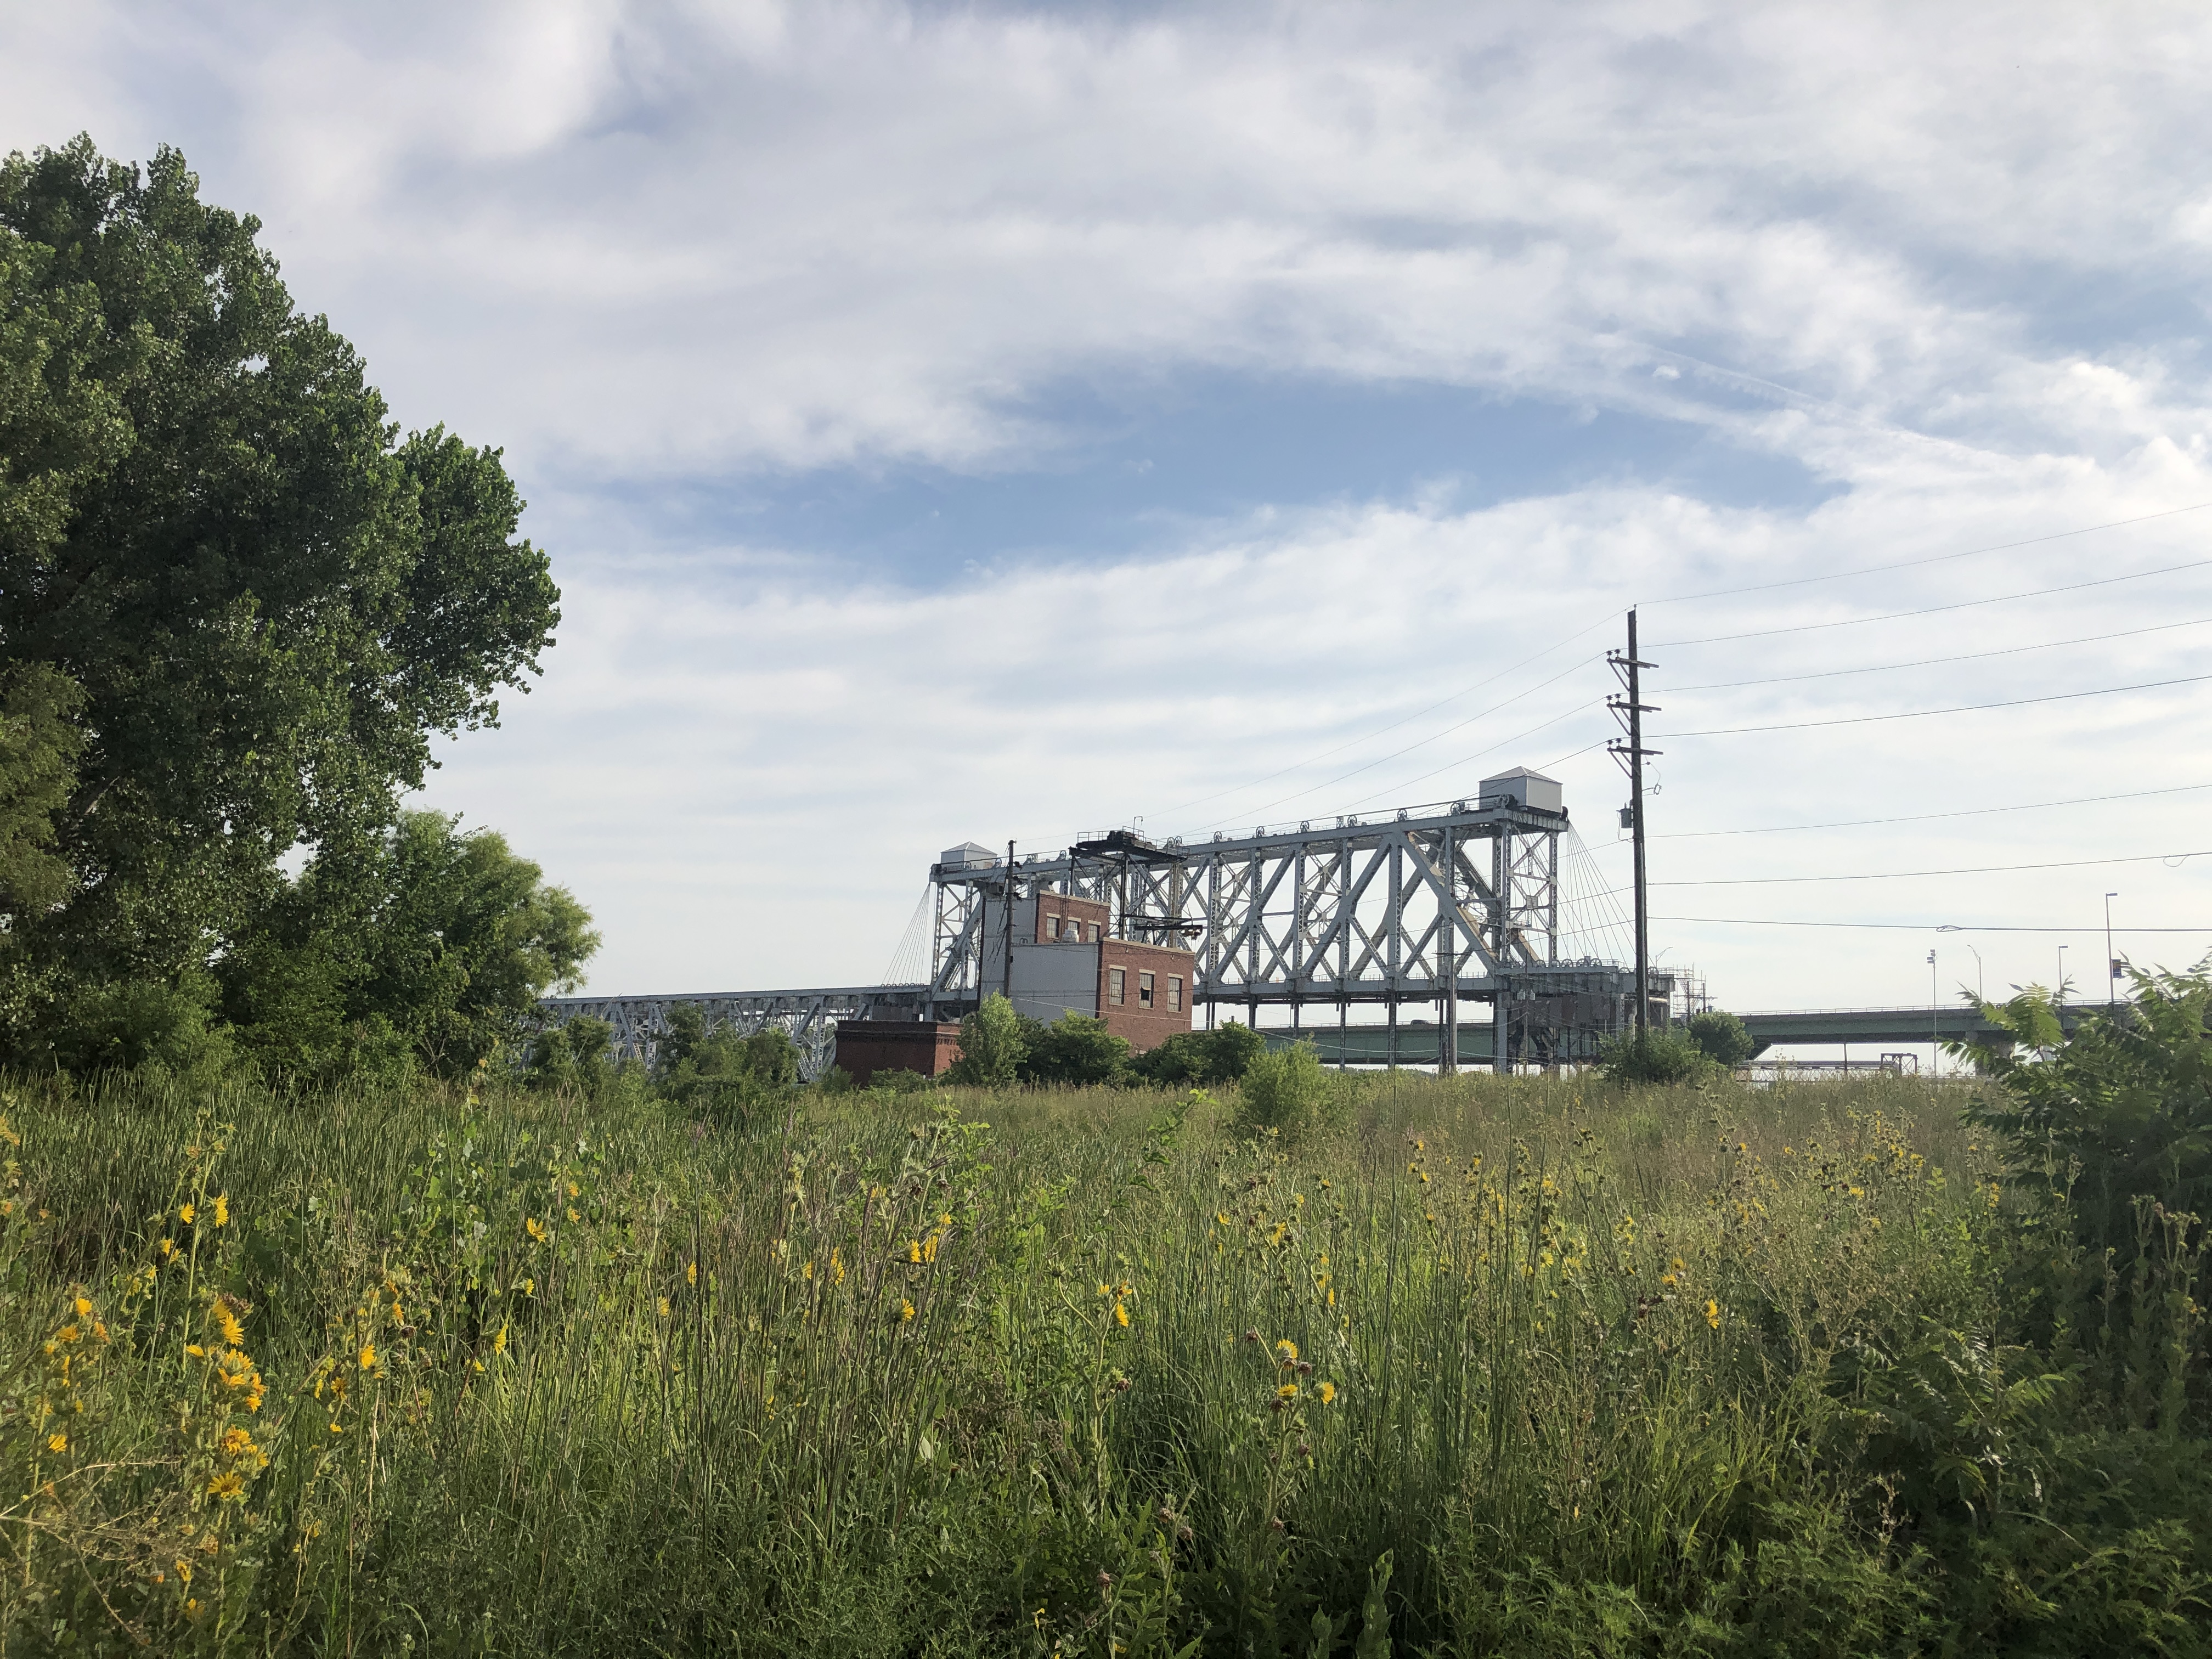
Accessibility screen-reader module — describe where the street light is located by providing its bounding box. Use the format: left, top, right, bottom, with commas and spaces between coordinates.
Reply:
1927, 949, 1938, 1080
2057, 944, 2068, 1011
2105, 892, 2120, 1012
1965, 942, 1984, 1003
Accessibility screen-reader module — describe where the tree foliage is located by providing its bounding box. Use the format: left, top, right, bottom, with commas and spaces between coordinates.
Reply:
945, 992, 1026, 1087
1127, 1021, 1265, 1086
0, 137, 562, 1070
218, 810, 596, 1081
646, 1003, 802, 1127
1963, 970, 2212, 1262
1023, 1012, 1131, 1086
1685, 1009, 1757, 1066
1596, 1025, 1715, 1086
1233, 1040, 1336, 1142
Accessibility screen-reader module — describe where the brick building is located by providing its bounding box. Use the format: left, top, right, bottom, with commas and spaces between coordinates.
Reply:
835, 888, 1195, 1081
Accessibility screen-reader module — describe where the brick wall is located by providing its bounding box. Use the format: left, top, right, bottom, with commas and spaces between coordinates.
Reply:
1098, 940, 1196, 1052
1034, 891, 1110, 945
832, 1020, 963, 1086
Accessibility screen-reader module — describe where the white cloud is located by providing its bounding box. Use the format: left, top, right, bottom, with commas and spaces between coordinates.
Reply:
8, 1, 2212, 1024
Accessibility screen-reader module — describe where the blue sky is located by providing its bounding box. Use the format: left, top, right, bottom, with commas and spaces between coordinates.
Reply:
9, 1, 2212, 1046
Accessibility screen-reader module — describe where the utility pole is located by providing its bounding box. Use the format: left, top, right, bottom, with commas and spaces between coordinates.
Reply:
1607, 610, 1660, 1041
1001, 839, 1017, 1005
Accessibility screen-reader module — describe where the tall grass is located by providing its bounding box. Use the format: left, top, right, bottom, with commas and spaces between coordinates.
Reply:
0, 1067, 2197, 1655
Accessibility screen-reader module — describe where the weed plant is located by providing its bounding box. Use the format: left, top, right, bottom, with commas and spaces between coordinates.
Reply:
1, 1066, 2206, 1655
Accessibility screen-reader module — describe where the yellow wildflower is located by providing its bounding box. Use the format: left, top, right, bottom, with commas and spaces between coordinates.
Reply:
1317, 1380, 1337, 1404
1114, 1301, 1130, 1328
73, 1296, 91, 1317
900, 1299, 916, 1323
686, 1261, 698, 1286
566, 1207, 580, 1223
185, 1344, 206, 1358
567, 1182, 580, 1199
1704, 1300, 1721, 1330
909, 1240, 922, 1264
179, 1203, 195, 1226
493, 1324, 509, 1355
1274, 1339, 1298, 1365
359, 1344, 377, 1371
221, 1427, 257, 1459
216, 1305, 245, 1348
832, 1250, 845, 1285
46, 1432, 65, 1454
1277, 1382, 1299, 1399
525, 1217, 549, 1243
657, 1296, 672, 1318
211, 1194, 229, 1227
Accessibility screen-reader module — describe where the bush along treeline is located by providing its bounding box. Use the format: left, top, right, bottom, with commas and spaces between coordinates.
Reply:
0, 136, 583, 1086
3, 976, 2211, 1652
916, 991, 1271, 1092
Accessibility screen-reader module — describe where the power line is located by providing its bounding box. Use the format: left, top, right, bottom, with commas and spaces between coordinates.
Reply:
1658, 614, 2212, 693
1202, 657, 1601, 831
1647, 500, 2212, 606
1643, 780, 2212, 841
1655, 672, 2212, 738
1649, 557, 2212, 649
1655, 915, 2212, 935
1639, 847, 2212, 889
1155, 618, 1619, 824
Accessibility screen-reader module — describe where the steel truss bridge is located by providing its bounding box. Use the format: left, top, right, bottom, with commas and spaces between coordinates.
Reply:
538, 797, 1648, 1078
926, 799, 1642, 1068
539, 984, 930, 1079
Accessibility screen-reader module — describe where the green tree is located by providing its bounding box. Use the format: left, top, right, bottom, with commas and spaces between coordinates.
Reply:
0, 138, 560, 1067
1128, 1020, 1266, 1086
1964, 970, 2212, 1262
1596, 1026, 1714, 1086
1233, 1040, 1335, 1142
1023, 1012, 1130, 1086
1685, 1009, 1757, 1066
945, 992, 1027, 1087
650, 1005, 800, 1128
219, 810, 596, 1079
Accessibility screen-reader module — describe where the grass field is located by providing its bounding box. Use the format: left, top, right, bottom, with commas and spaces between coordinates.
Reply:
3, 1065, 2206, 1656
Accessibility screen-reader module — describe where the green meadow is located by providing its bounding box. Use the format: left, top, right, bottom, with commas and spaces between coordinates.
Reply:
5, 1052, 2206, 1656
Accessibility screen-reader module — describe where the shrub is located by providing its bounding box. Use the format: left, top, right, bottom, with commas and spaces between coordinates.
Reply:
1023, 1013, 1130, 1086
1596, 1025, 1714, 1085
1685, 1009, 1757, 1066
1128, 1021, 1266, 1086
1233, 1040, 1334, 1141
943, 992, 1026, 1087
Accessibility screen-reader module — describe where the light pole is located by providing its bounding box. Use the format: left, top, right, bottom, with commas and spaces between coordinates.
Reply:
2057, 945, 2068, 1011
1927, 949, 1938, 1079
2104, 892, 2119, 1012
1965, 943, 1984, 1003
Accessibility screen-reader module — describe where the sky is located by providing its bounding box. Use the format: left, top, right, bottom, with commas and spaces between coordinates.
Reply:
8, 1, 2212, 1051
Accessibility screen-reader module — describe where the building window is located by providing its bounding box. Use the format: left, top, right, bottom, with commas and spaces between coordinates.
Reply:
1167, 975, 1183, 1011
1086, 923, 1100, 942
1138, 971, 1155, 1008
1044, 914, 1060, 942
1108, 967, 1126, 1006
